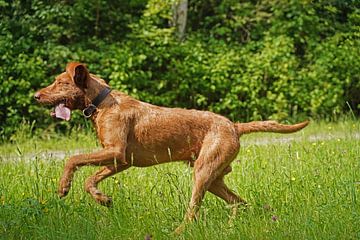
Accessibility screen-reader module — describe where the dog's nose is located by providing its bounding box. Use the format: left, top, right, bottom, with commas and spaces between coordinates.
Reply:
34, 92, 41, 100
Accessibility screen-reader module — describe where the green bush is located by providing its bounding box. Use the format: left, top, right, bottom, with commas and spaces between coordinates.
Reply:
0, 0, 359, 139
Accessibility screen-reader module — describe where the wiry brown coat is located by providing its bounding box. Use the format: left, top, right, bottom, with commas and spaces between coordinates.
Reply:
35, 62, 309, 233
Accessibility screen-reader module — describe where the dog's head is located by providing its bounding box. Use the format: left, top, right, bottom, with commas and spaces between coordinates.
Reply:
34, 62, 89, 121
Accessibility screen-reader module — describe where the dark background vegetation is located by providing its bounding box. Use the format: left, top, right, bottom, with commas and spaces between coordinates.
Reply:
0, 0, 359, 139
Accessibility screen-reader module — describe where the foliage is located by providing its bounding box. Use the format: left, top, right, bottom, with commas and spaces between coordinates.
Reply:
0, 0, 359, 138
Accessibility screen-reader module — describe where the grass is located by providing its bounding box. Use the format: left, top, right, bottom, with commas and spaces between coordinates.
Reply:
0, 120, 360, 239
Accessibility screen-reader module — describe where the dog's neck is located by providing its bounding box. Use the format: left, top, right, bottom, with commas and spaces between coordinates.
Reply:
84, 75, 113, 109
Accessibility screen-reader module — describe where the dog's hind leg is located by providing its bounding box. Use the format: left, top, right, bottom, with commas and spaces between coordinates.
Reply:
175, 159, 220, 234
84, 165, 129, 206
175, 130, 240, 234
208, 166, 246, 205
208, 166, 247, 225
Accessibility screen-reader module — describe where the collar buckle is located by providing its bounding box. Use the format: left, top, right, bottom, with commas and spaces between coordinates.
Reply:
83, 104, 97, 118
82, 87, 111, 119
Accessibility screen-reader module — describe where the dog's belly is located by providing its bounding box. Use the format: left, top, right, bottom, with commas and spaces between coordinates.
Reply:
125, 139, 199, 167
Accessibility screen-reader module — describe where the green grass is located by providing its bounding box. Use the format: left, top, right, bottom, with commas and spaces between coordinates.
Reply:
1, 121, 360, 239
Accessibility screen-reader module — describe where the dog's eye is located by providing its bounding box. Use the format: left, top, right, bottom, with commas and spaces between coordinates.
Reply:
58, 81, 70, 85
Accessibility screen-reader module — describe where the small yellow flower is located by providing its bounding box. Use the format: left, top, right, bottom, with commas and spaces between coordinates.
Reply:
321, 142, 325, 145
291, 177, 296, 181
312, 142, 317, 146
337, 138, 341, 142
328, 126, 332, 130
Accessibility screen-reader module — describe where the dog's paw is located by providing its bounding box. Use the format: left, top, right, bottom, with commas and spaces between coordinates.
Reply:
58, 187, 69, 198
97, 196, 113, 208
58, 177, 72, 198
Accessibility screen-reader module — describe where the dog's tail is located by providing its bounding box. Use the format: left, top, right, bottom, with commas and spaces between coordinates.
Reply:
235, 120, 309, 136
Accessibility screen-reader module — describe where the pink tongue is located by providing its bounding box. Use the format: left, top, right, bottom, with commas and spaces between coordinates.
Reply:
54, 103, 71, 121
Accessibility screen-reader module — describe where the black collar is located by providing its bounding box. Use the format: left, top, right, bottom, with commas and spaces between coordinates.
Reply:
83, 87, 112, 118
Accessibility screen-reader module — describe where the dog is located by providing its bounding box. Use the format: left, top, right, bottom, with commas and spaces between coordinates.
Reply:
35, 62, 309, 232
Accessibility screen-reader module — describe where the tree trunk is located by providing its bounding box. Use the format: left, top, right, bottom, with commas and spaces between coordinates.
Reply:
172, 0, 188, 41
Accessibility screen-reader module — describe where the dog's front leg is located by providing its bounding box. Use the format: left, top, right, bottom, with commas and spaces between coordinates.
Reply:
58, 147, 127, 198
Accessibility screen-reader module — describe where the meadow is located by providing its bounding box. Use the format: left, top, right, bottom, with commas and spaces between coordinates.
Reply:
0, 120, 359, 239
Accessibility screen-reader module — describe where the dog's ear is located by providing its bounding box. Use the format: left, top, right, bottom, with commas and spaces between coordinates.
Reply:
66, 62, 89, 89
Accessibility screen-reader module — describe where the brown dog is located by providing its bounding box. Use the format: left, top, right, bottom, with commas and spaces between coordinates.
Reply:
35, 62, 309, 232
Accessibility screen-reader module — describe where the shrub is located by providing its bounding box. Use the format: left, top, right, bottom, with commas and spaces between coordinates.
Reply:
0, 0, 359, 139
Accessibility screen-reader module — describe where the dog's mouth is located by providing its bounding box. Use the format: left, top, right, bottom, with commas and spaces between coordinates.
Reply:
50, 102, 71, 121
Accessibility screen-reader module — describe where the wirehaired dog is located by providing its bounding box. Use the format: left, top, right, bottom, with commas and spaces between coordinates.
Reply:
35, 62, 309, 232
